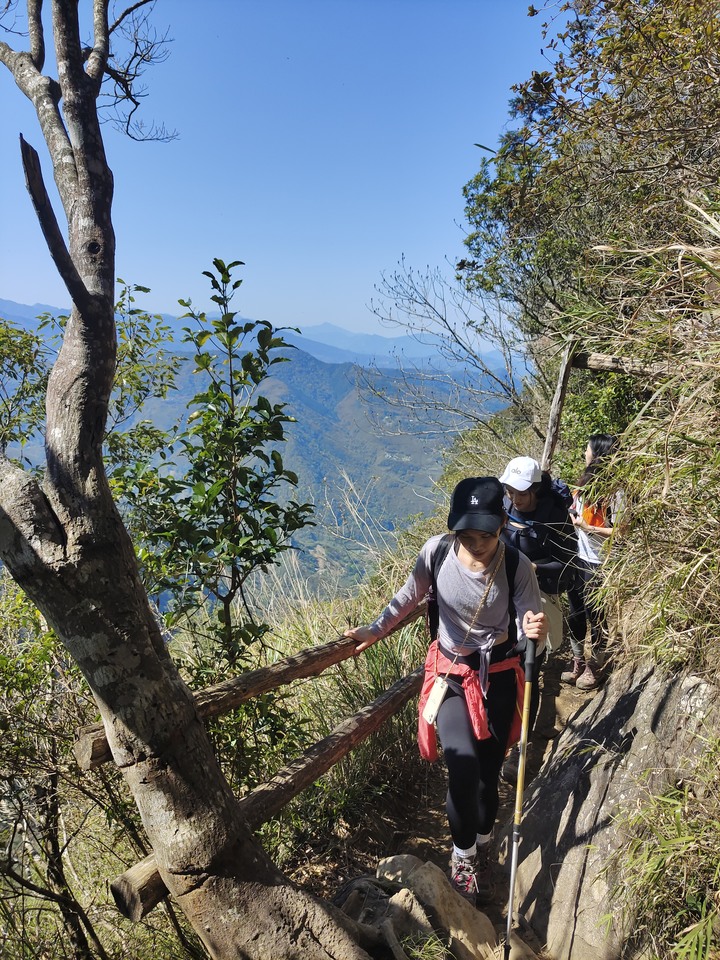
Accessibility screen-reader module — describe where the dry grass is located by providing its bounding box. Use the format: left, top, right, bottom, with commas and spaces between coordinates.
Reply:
556, 202, 720, 959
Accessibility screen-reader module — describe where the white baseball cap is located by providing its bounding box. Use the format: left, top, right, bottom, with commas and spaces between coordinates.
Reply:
499, 456, 542, 492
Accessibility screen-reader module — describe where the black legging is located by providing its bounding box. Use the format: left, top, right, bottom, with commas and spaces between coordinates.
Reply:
567, 558, 607, 661
435, 668, 517, 849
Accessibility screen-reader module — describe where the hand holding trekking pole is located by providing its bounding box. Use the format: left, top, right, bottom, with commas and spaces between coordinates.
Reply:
522, 610, 547, 645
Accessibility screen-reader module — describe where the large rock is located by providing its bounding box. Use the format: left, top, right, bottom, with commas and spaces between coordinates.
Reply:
378, 855, 497, 960
505, 931, 541, 959
501, 662, 718, 960
387, 887, 437, 941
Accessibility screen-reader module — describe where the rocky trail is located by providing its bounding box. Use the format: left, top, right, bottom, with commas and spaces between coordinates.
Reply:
289, 648, 596, 955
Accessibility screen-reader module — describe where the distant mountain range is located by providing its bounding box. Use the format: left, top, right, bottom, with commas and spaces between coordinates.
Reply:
0, 299, 64, 323
1, 298, 463, 587
0, 298, 448, 369
284, 322, 448, 368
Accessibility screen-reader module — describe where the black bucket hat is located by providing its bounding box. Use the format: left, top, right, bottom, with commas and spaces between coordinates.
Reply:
447, 477, 505, 534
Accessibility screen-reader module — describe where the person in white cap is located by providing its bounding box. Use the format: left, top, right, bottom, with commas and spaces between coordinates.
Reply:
343, 477, 547, 907
498, 456, 578, 781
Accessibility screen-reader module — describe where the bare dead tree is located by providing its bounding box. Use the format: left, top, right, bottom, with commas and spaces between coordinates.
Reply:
0, 4, 370, 957
363, 257, 553, 448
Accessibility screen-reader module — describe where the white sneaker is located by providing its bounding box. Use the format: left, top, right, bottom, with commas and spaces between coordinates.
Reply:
449, 852, 478, 905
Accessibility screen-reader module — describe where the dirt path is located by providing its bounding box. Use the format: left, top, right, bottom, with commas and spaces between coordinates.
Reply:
389, 651, 593, 937
290, 649, 595, 949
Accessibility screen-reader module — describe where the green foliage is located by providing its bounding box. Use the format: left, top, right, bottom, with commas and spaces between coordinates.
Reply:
112, 281, 180, 424
172, 611, 313, 796
107, 260, 317, 793
458, 0, 720, 465
111, 259, 314, 660
553, 370, 643, 482
0, 319, 51, 459
104, 280, 183, 478
608, 738, 720, 960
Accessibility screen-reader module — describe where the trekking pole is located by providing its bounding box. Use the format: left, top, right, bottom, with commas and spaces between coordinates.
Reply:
503, 636, 536, 960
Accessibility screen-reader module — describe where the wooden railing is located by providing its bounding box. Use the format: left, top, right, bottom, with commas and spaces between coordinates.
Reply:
73, 608, 426, 921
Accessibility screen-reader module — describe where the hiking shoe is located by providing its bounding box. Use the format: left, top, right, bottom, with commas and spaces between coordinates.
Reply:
501, 743, 521, 785
576, 662, 600, 691
560, 657, 585, 685
449, 852, 478, 905
475, 842, 496, 904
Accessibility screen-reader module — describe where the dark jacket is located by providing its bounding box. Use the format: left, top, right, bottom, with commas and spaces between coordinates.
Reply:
500, 484, 578, 594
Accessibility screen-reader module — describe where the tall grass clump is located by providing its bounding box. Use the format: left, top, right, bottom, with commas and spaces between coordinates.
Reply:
288, 524, 440, 828
609, 737, 720, 960
579, 208, 720, 677
557, 201, 720, 958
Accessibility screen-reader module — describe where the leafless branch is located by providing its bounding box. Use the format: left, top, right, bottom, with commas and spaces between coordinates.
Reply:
26, 0, 43, 68
98, 1, 176, 141
108, 0, 155, 36
364, 258, 546, 444
0, 1, 23, 37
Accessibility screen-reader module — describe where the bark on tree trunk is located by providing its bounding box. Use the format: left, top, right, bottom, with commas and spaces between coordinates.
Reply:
0, 5, 370, 957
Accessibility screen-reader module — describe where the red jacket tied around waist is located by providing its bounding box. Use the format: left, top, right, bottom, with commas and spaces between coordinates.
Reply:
417, 639, 525, 762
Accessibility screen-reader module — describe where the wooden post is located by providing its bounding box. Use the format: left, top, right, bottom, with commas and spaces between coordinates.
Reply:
571, 352, 671, 377
541, 340, 577, 471
540, 344, 673, 472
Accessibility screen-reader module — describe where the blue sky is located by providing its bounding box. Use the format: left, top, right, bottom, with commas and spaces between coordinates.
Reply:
0, 1, 547, 334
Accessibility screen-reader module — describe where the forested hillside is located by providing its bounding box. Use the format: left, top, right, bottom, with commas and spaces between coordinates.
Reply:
1, 295, 455, 585
3, 289, 523, 588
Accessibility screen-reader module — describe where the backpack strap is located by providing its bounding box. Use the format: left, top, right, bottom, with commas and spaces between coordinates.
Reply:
427, 533, 454, 642
504, 543, 519, 646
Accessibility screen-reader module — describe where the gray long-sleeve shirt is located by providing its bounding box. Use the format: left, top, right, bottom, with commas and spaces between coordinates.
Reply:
370, 534, 542, 661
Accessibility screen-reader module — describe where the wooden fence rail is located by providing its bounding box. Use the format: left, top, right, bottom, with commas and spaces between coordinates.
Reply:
74, 606, 423, 771
74, 607, 427, 920
572, 351, 671, 377
110, 667, 423, 920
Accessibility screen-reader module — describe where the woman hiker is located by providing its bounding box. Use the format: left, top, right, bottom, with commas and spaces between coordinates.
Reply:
563, 434, 620, 691
344, 477, 547, 906
498, 456, 578, 782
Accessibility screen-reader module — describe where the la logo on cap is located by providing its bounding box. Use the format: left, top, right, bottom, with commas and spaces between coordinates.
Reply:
470, 495, 479, 505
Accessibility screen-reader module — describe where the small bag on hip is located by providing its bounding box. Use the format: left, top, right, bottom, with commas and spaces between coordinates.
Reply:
421, 676, 449, 725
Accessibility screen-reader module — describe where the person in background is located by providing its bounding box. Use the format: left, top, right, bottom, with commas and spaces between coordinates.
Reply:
562, 434, 619, 691
343, 477, 547, 907
498, 456, 578, 781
